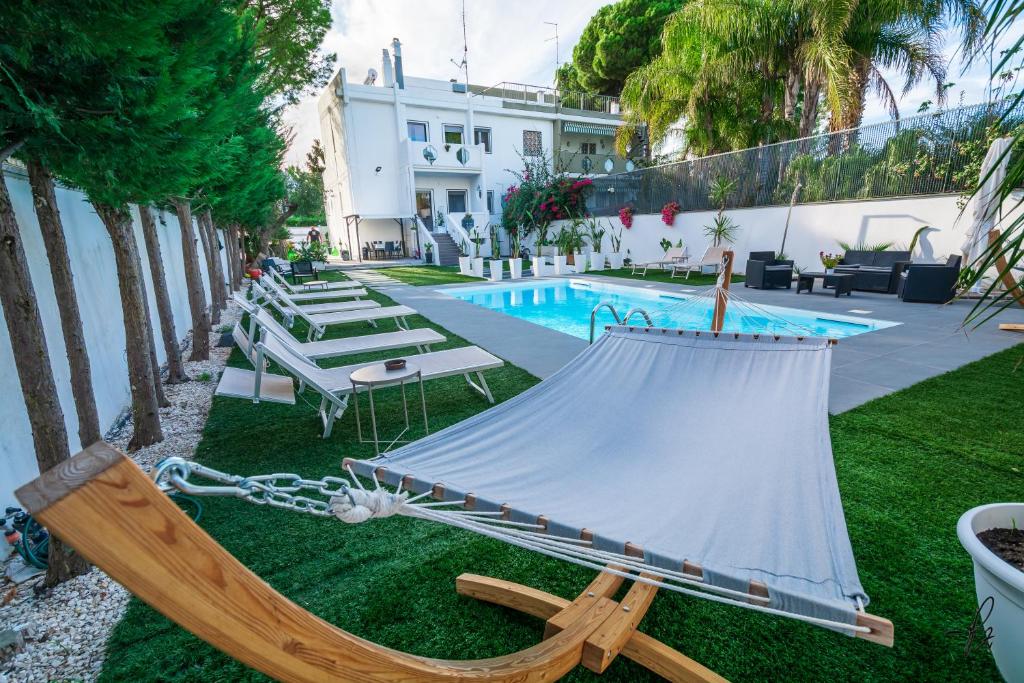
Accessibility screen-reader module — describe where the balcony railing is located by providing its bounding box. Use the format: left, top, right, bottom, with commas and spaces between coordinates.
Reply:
556, 151, 628, 176
472, 82, 620, 115
407, 140, 484, 173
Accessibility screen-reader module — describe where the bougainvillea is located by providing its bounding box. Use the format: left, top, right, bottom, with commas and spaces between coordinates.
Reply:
660, 201, 681, 226
619, 206, 634, 229
501, 155, 592, 241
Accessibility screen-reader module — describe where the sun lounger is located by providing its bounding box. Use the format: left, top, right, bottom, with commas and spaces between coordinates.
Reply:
234, 296, 446, 360
268, 265, 363, 293
632, 247, 687, 277
258, 276, 377, 313
671, 245, 725, 279
252, 330, 503, 437
248, 284, 417, 340
261, 276, 369, 302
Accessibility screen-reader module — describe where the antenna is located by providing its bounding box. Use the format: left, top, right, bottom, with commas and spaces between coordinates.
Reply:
450, 0, 469, 85
544, 21, 559, 85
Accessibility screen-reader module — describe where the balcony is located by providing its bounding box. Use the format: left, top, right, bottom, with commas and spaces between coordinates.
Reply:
472, 82, 621, 116
408, 140, 484, 174
556, 151, 630, 176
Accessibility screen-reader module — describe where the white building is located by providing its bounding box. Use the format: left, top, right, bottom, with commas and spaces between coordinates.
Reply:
317, 38, 630, 264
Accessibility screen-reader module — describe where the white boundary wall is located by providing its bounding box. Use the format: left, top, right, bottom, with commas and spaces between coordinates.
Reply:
566, 195, 975, 271
1, 169, 228, 509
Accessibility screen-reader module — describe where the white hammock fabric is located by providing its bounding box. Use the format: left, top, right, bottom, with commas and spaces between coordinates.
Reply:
349, 325, 868, 632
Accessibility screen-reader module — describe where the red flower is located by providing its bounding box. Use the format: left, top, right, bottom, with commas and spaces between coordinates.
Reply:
619, 206, 633, 229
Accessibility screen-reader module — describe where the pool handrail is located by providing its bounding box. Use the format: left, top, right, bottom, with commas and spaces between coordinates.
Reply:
590, 302, 653, 344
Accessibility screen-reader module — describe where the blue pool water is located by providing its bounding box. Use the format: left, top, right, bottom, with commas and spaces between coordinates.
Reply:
438, 279, 899, 340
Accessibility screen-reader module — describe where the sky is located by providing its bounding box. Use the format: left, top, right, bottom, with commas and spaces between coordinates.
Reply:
281, 0, 1023, 167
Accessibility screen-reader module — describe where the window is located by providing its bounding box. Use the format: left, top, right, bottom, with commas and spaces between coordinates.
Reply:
579, 142, 597, 155
486, 190, 495, 214
523, 130, 543, 156
407, 121, 428, 142
443, 124, 464, 144
446, 189, 468, 213
474, 127, 492, 153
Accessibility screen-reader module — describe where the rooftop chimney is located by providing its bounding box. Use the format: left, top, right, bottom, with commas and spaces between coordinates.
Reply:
391, 37, 405, 89
381, 49, 394, 87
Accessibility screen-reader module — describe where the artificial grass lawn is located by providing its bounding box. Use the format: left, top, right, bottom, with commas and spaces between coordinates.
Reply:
597, 267, 745, 287
375, 265, 482, 286
100, 273, 1019, 681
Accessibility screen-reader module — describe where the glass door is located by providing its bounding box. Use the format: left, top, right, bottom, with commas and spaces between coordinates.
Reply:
416, 190, 434, 231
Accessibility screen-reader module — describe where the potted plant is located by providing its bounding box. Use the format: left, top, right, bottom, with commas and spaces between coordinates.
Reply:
820, 252, 840, 274
532, 221, 549, 278
552, 227, 569, 275
958, 503, 1024, 681
507, 224, 523, 279
585, 216, 606, 270
488, 224, 503, 282
424, 242, 434, 264
469, 229, 485, 277
436, 212, 446, 230
300, 241, 328, 270
607, 227, 624, 269
458, 239, 472, 275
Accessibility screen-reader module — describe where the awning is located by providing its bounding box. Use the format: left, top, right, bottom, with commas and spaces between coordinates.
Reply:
562, 121, 617, 137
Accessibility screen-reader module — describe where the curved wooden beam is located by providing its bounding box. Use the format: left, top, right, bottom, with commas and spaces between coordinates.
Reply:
14, 443, 620, 682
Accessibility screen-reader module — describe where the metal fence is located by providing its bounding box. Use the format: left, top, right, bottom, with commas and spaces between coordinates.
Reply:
587, 100, 1021, 216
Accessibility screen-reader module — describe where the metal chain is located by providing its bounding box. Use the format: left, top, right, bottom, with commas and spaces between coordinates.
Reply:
152, 457, 356, 519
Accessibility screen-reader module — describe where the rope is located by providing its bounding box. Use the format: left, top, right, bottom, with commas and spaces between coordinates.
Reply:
329, 487, 409, 524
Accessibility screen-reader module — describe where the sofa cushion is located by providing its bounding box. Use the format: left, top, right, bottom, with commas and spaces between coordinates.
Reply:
841, 250, 875, 266
871, 251, 911, 267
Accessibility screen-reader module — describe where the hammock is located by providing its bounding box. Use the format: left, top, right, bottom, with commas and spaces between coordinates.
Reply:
347, 326, 866, 633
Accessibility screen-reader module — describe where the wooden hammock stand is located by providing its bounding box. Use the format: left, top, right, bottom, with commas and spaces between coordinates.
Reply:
17, 269, 893, 681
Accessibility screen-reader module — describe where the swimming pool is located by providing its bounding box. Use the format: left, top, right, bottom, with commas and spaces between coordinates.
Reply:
438, 279, 899, 340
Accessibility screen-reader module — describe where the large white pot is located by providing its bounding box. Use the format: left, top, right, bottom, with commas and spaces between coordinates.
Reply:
531, 256, 545, 277
458, 256, 472, 275
607, 252, 624, 269
471, 257, 485, 278
574, 252, 588, 273
509, 258, 523, 279
590, 252, 605, 270
958, 502, 1024, 681
553, 255, 568, 275
489, 259, 503, 282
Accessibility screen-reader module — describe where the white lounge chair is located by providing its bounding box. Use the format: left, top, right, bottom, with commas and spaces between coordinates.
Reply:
252, 281, 379, 315
250, 283, 417, 340
234, 295, 445, 360
268, 265, 362, 293
631, 247, 688, 277
261, 275, 368, 302
250, 330, 503, 437
672, 245, 725, 279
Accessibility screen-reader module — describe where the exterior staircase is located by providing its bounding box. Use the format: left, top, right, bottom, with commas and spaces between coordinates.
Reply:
431, 232, 461, 266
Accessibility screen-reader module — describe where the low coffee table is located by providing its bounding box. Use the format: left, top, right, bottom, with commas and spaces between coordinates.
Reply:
796, 272, 854, 297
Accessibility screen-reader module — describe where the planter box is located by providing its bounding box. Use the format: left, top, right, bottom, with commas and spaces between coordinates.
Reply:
471, 257, 485, 278
458, 256, 472, 275
590, 252, 605, 270
532, 256, 545, 278
553, 255, 567, 275
509, 258, 523, 279
574, 252, 588, 273
489, 259, 503, 282
607, 252, 624, 269
958, 503, 1024, 682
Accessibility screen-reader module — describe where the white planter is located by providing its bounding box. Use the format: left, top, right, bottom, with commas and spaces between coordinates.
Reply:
509, 258, 523, 279
311, 261, 326, 270
607, 252, 624, 269
553, 255, 568, 275
489, 259, 503, 282
958, 503, 1024, 682
458, 256, 472, 275
590, 252, 605, 270
574, 252, 588, 273
471, 257, 485, 278
531, 256, 545, 277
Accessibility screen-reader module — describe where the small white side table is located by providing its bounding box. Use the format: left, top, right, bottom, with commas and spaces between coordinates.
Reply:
349, 362, 428, 454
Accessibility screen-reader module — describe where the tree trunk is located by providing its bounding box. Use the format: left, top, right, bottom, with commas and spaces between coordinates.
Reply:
194, 208, 221, 326
222, 221, 236, 291
202, 209, 227, 311
799, 79, 823, 139
171, 198, 210, 361
130, 211, 169, 409
784, 68, 801, 122
0, 174, 90, 585
26, 159, 101, 448
229, 223, 244, 288
831, 59, 871, 133
138, 205, 187, 383
93, 202, 163, 450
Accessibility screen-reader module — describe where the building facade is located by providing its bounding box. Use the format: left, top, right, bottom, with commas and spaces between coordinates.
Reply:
317, 39, 629, 264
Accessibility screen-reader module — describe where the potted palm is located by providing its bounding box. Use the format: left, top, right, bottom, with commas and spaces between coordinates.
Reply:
566, 222, 588, 273
458, 239, 472, 275
507, 224, 523, 279
607, 227, 624, 269
552, 227, 569, 275
424, 242, 434, 264
488, 224, 503, 282
586, 216, 606, 270
958, 503, 1024, 681
532, 221, 549, 278
469, 229, 485, 278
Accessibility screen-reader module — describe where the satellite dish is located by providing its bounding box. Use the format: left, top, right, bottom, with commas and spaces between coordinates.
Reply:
364, 68, 378, 86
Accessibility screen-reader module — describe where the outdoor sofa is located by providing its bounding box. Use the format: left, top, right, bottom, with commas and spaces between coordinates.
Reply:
835, 250, 912, 293
744, 251, 794, 289
897, 255, 962, 304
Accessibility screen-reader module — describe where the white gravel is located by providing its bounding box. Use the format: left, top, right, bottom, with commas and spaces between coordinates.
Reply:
0, 301, 240, 683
